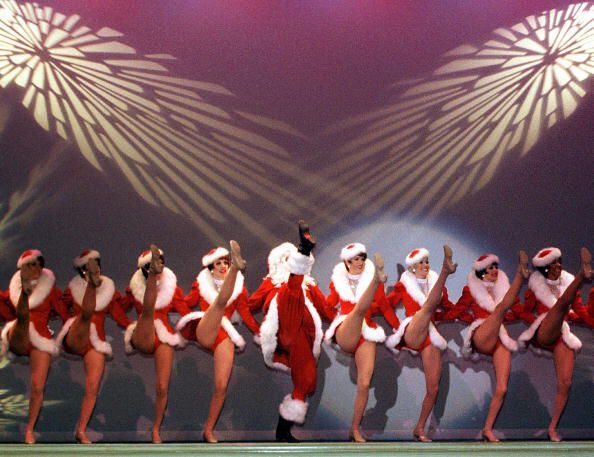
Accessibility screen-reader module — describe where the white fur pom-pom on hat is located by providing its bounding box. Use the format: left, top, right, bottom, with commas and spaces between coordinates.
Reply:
532, 247, 562, 267
137, 248, 164, 268
405, 248, 429, 267
202, 247, 229, 267
473, 254, 499, 271
340, 243, 366, 261
17, 249, 43, 268
73, 249, 100, 268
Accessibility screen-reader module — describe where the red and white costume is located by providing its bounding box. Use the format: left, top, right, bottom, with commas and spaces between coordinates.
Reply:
457, 254, 518, 358
517, 248, 582, 353
324, 243, 395, 348
385, 248, 451, 353
1, 250, 68, 357
252, 243, 327, 424
121, 251, 190, 353
176, 247, 260, 351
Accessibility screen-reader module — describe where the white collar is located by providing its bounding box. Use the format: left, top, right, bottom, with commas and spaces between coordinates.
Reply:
9, 268, 55, 309
68, 275, 116, 311
129, 267, 177, 309
197, 268, 244, 306
331, 259, 375, 303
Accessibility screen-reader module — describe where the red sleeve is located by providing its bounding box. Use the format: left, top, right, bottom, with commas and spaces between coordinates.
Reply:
108, 291, 133, 329
172, 287, 192, 316
308, 283, 333, 322
435, 287, 455, 321
247, 278, 274, 312
375, 284, 400, 330
119, 288, 141, 317
236, 289, 260, 334
0, 293, 15, 322
51, 287, 71, 322
386, 282, 403, 309
512, 289, 537, 325
324, 282, 339, 321
184, 281, 201, 309
570, 293, 594, 326
452, 286, 476, 324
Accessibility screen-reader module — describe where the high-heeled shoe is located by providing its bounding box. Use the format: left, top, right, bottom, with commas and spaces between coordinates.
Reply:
548, 430, 562, 442
481, 430, 500, 443
151, 430, 162, 444
349, 431, 367, 443
413, 432, 432, 443
75, 431, 92, 444
203, 432, 218, 444
24, 429, 36, 445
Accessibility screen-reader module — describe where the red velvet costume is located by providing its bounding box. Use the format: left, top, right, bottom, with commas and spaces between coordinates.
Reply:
324, 259, 397, 349
1, 269, 67, 357
56, 275, 130, 357
517, 270, 583, 352
176, 269, 259, 351
121, 267, 191, 353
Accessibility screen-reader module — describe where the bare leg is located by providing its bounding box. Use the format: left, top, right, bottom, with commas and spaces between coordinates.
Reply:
132, 245, 162, 354
24, 349, 51, 444
8, 263, 37, 356
537, 248, 591, 347
414, 345, 442, 442
405, 245, 457, 349
75, 349, 105, 444
350, 341, 376, 443
197, 241, 246, 349
203, 338, 234, 443
336, 254, 387, 354
472, 251, 529, 354
548, 342, 575, 442
152, 343, 174, 444
482, 344, 511, 442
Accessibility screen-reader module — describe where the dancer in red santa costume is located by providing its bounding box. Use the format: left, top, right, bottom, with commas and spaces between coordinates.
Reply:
255, 221, 329, 442
176, 241, 255, 443
121, 245, 191, 444
55, 250, 133, 444
323, 242, 395, 442
385, 247, 458, 442
516, 247, 591, 442
456, 251, 529, 442
1, 250, 69, 444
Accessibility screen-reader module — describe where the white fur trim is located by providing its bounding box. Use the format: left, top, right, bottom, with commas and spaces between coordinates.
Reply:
73, 249, 100, 268
340, 243, 366, 261
9, 269, 55, 309
68, 275, 115, 312
221, 317, 246, 350
56, 317, 113, 356
287, 251, 314, 275
154, 318, 185, 348
331, 258, 375, 304
259, 295, 289, 372
399, 270, 439, 308
362, 320, 386, 343
202, 247, 229, 267
528, 270, 574, 309
129, 267, 176, 310
124, 322, 137, 354
268, 242, 297, 286
175, 311, 205, 332
304, 293, 323, 359
533, 247, 562, 267
1, 320, 59, 357
461, 319, 517, 359
324, 314, 347, 345
466, 269, 510, 313
137, 248, 164, 268
253, 334, 261, 346
1, 320, 15, 356
406, 248, 429, 267
17, 249, 42, 268
518, 313, 582, 353
230, 310, 241, 324
473, 254, 499, 272
196, 268, 244, 308
279, 394, 308, 424
386, 317, 446, 354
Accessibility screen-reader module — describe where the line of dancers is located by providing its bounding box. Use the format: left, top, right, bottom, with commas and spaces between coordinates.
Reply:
0, 221, 592, 445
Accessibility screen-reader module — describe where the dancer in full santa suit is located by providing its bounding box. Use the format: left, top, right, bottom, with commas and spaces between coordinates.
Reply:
385, 247, 457, 442
176, 241, 254, 443
121, 245, 191, 444
55, 250, 133, 444
1, 250, 69, 444
255, 221, 328, 442
516, 247, 591, 442
456, 251, 529, 442
323, 242, 395, 442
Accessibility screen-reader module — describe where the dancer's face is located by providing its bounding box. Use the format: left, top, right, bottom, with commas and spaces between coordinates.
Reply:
483, 263, 499, 282
347, 255, 365, 275
23, 260, 43, 280
212, 258, 230, 280
546, 258, 562, 281
413, 258, 430, 279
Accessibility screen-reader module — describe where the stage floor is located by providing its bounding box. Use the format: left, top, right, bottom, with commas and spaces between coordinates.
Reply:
1, 442, 593, 456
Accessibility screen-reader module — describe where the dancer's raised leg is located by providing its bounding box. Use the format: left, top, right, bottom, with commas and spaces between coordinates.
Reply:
75, 349, 105, 444
404, 245, 457, 349
197, 241, 246, 348
472, 250, 529, 354
537, 248, 591, 347
350, 340, 376, 443
336, 254, 387, 354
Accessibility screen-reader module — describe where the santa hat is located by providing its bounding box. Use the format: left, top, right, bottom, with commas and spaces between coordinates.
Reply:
17, 249, 43, 269
268, 242, 297, 271
341, 243, 366, 261
202, 247, 229, 267
473, 254, 499, 271
405, 248, 429, 267
532, 247, 561, 267
137, 248, 164, 268
73, 249, 100, 268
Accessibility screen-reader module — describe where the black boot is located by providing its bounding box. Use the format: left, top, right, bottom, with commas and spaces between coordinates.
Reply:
297, 220, 316, 256
276, 415, 299, 443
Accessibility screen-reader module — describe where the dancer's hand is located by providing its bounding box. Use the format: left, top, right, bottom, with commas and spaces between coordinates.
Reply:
373, 253, 388, 283
442, 245, 457, 274
86, 258, 103, 288
518, 250, 530, 279
298, 220, 316, 256
149, 244, 164, 274
230, 240, 247, 272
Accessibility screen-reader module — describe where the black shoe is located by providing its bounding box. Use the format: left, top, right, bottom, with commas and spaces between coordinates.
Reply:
276, 415, 299, 443
297, 220, 316, 257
